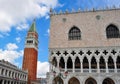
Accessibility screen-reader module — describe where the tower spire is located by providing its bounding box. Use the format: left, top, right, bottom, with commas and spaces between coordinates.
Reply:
28, 19, 37, 32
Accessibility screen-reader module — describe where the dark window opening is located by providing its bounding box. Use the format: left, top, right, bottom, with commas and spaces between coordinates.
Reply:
67, 57, 73, 69
116, 56, 120, 69
83, 57, 89, 69
91, 57, 97, 69
100, 56, 106, 69
75, 57, 80, 68
52, 57, 57, 67
27, 40, 33, 43
106, 24, 119, 38
69, 26, 81, 40
108, 56, 114, 69
59, 57, 65, 68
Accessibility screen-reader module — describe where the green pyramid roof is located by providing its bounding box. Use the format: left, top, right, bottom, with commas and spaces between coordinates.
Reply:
29, 21, 37, 32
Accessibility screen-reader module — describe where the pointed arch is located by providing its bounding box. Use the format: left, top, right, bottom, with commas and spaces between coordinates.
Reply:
11, 81, 13, 84
108, 56, 114, 69
83, 57, 89, 69
68, 77, 80, 84
102, 78, 115, 84
67, 57, 73, 69
53, 76, 64, 84
59, 57, 65, 68
85, 77, 97, 84
91, 57, 97, 69
0, 80, 2, 84
69, 26, 81, 40
4, 80, 7, 84
106, 24, 119, 38
99, 56, 106, 69
75, 57, 80, 68
116, 56, 120, 69
52, 57, 57, 67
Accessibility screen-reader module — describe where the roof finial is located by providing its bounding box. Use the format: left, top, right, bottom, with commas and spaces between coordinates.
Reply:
65, 9, 69, 14
50, 8, 53, 15
50, 8, 53, 13
106, 5, 109, 9
92, 8, 95, 12
78, 8, 81, 12
53, 10, 56, 15
59, 10, 62, 14
85, 8, 88, 11
113, 5, 116, 9
72, 8, 75, 12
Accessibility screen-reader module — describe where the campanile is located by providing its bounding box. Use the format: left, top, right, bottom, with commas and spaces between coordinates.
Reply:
22, 20, 38, 84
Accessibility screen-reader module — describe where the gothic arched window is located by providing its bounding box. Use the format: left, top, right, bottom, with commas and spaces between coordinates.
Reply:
69, 26, 81, 40
106, 24, 119, 38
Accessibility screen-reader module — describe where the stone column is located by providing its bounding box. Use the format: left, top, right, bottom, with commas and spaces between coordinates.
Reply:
3, 69, 5, 76
14, 72, 15, 78
105, 61, 108, 73
97, 60, 100, 73
89, 61, 91, 73
2, 80, 4, 84
50, 63, 52, 72
65, 61, 67, 72
6, 81, 8, 84
7, 70, 9, 77
72, 60, 75, 73
57, 58, 60, 69
81, 61, 83, 73
9, 81, 11, 84
0, 68, 1, 75
10, 71, 13, 78
114, 60, 117, 73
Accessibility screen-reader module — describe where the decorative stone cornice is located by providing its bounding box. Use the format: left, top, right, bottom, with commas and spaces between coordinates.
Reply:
50, 6, 120, 16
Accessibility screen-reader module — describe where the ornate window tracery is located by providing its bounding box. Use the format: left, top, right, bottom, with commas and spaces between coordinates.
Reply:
106, 24, 119, 38
69, 26, 81, 40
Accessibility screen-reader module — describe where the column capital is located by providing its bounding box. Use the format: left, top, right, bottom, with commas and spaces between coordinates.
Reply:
72, 59, 75, 62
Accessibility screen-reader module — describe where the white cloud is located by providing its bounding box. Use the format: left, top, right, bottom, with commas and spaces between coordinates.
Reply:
44, 28, 50, 36
6, 43, 18, 50
16, 24, 29, 31
37, 61, 49, 78
57, 3, 64, 7
45, 15, 50, 19
0, 0, 59, 33
47, 29, 50, 34
0, 43, 23, 64
16, 37, 21, 43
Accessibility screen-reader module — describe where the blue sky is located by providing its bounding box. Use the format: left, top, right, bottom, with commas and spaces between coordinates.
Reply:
0, 0, 120, 78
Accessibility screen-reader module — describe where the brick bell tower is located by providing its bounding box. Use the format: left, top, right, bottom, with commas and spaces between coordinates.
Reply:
22, 20, 38, 84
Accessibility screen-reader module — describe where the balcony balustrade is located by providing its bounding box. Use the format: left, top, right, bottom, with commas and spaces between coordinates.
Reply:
54, 68, 120, 73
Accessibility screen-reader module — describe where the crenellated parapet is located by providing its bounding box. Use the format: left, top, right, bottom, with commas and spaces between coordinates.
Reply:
50, 5, 120, 16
